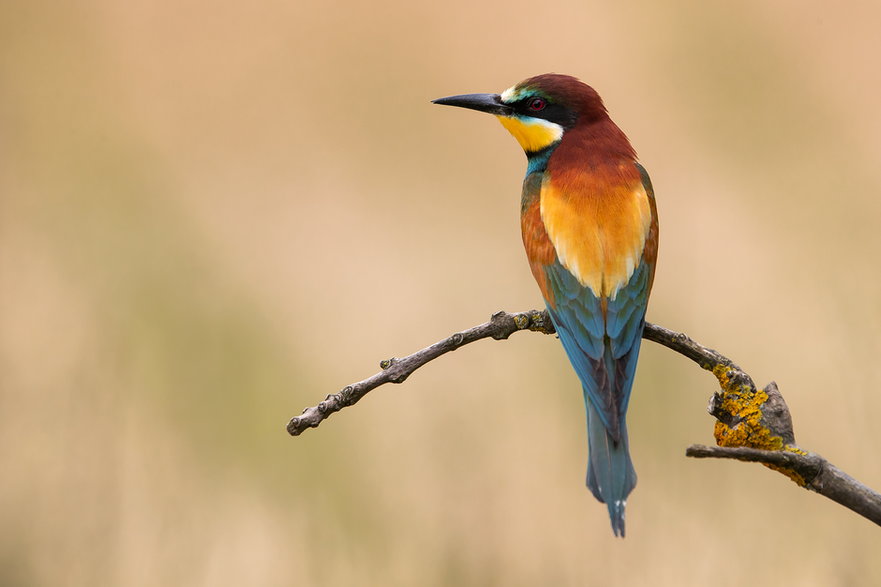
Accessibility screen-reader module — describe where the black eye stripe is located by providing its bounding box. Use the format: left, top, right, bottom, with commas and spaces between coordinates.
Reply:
512, 98, 578, 130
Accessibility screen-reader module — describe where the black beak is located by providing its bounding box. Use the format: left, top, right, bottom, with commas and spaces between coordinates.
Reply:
432, 93, 512, 116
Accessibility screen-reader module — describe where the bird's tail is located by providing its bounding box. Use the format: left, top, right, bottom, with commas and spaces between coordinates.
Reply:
585, 399, 637, 537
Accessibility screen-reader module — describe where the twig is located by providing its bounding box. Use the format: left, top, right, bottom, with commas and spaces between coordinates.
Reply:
286, 310, 554, 436
286, 309, 881, 527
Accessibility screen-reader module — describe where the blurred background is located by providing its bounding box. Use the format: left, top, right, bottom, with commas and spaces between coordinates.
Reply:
2, 0, 880, 585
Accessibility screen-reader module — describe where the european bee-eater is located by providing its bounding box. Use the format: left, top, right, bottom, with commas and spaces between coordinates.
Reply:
433, 74, 658, 536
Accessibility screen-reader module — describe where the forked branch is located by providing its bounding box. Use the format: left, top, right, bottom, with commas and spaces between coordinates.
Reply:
286, 309, 881, 527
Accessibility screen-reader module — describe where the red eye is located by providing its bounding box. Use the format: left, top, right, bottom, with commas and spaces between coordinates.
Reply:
528, 97, 547, 111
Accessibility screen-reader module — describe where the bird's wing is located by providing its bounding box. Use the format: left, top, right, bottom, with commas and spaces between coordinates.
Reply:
544, 259, 650, 439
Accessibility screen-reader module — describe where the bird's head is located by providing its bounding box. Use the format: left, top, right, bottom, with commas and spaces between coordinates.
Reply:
432, 74, 608, 155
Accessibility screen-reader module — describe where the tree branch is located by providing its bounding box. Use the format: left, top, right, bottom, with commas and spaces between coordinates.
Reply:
286, 310, 555, 436
686, 445, 881, 526
286, 309, 881, 527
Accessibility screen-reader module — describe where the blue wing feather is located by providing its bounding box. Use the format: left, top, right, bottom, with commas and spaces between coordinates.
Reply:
543, 256, 650, 537
545, 259, 649, 435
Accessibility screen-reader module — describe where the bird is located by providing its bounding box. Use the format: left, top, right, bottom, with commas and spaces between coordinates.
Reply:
433, 74, 658, 537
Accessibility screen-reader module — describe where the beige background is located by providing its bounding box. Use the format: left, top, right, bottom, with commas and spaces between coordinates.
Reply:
2, 0, 881, 585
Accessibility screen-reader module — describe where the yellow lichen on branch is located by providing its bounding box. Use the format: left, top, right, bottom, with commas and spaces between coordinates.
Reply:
712, 374, 783, 451
707, 365, 811, 485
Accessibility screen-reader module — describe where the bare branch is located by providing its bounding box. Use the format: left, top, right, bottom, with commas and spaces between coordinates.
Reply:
285, 308, 881, 527
286, 310, 554, 436
287, 311, 758, 437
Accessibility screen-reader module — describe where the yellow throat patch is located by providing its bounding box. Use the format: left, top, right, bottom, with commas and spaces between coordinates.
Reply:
496, 115, 563, 153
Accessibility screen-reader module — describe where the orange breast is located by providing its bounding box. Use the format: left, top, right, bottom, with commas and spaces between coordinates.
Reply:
540, 164, 652, 299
